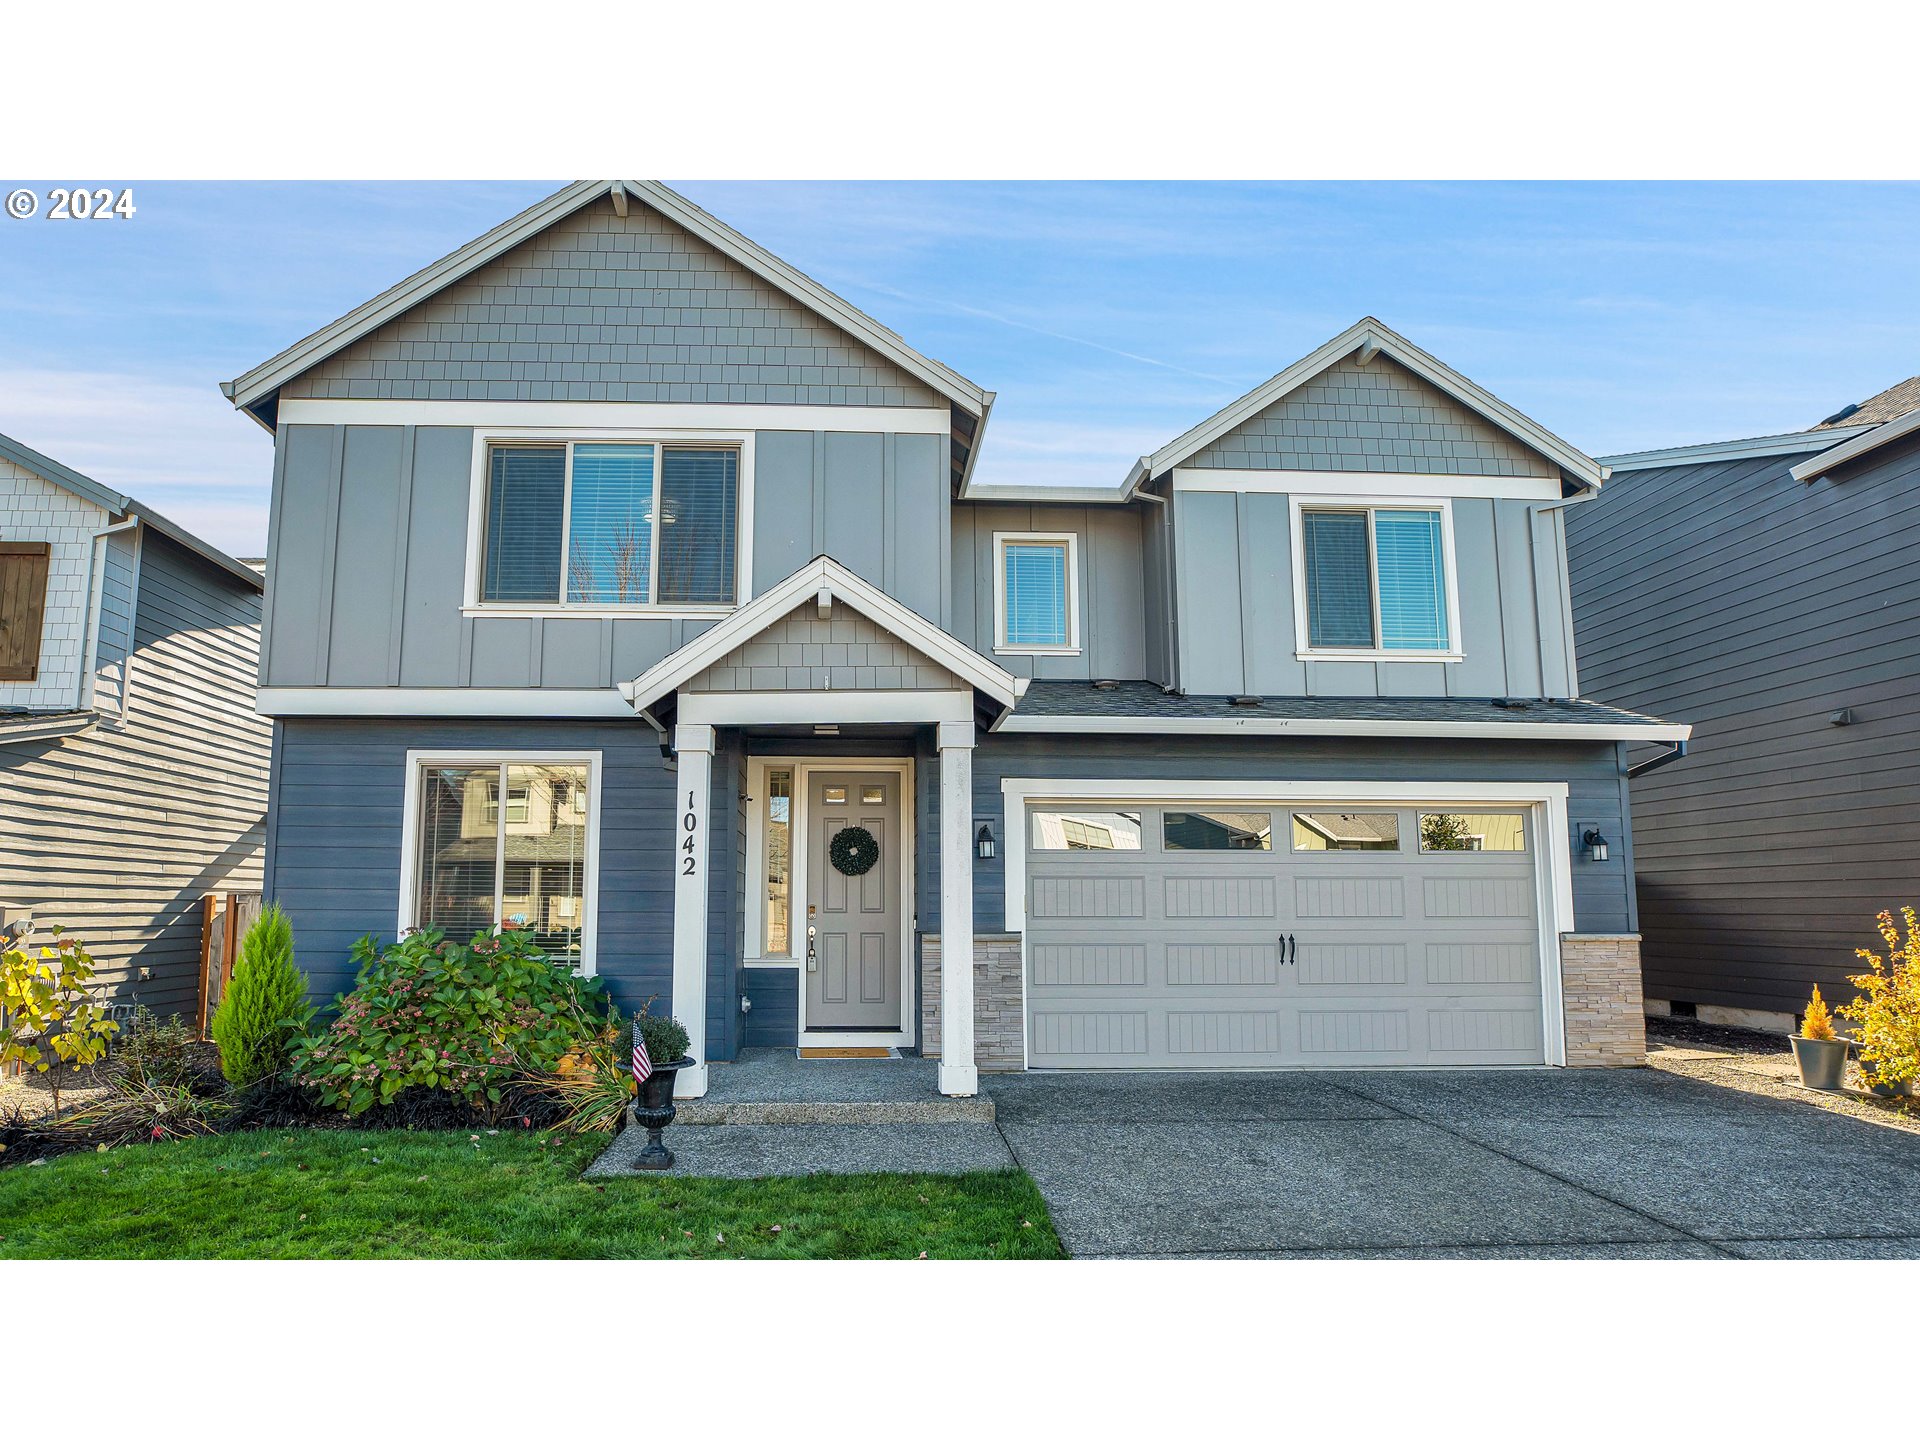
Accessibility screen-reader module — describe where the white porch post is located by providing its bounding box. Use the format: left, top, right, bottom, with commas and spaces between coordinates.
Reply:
937, 718, 977, 1096
671, 722, 713, 1098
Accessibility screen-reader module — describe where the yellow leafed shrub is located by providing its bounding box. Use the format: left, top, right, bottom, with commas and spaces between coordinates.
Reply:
1839, 907, 1920, 1090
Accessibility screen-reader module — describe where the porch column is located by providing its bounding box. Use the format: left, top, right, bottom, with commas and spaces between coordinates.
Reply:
937, 719, 977, 1096
670, 722, 713, 1099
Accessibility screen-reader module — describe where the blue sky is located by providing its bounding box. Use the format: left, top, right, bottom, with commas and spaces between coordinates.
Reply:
3, 180, 1918, 555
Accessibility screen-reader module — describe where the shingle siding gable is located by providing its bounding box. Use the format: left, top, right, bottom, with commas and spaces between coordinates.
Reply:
1188, 354, 1553, 477
281, 195, 943, 407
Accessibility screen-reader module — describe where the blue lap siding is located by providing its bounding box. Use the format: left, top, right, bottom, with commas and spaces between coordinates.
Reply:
266, 720, 1634, 1062
265, 716, 748, 1062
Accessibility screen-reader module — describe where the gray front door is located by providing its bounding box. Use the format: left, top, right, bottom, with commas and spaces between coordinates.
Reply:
805, 770, 902, 1031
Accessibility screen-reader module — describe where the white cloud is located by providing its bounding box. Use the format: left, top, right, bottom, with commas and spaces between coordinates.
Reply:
0, 369, 271, 555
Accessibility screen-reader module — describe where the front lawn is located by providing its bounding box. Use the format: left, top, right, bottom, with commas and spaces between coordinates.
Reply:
0, 1129, 1064, 1259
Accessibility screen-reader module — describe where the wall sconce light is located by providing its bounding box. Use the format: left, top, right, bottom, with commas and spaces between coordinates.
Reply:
975, 822, 997, 861
1581, 828, 1610, 863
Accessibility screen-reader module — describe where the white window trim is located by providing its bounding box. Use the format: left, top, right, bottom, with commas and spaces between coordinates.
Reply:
999, 777, 1574, 1069
462, 427, 755, 618
1288, 495, 1463, 662
992, 530, 1081, 656
397, 748, 603, 976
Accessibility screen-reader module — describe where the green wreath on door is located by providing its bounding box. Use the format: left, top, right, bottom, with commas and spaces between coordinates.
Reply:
829, 824, 880, 877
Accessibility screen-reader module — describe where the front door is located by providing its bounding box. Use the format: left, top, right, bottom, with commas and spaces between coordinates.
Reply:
804, 769, 902, 1030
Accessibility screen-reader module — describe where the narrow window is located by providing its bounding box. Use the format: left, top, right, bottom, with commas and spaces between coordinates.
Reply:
764, 769, 792, 955
1301, 510, 1375, 649
997, 534, 1076, 650
1374, 510, 1449, 650
567, 444, 654, 602
657, 448, 738, 604
414, 760, 593, 969
482, 447, 565, 602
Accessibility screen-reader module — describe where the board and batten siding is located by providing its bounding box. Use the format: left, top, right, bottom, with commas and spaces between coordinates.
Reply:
1171, 489, 1575, 699
0, 532, 268, 1016
949, 501, 1147, 682
1568, 435, 1920, 1014
262, 422, 949, 693
266, 716, 751, 1062
916, 732, 1636, 940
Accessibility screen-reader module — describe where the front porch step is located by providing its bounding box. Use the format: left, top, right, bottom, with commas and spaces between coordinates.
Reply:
652, 1047, 994, 1125
673, 1096, 994, 1126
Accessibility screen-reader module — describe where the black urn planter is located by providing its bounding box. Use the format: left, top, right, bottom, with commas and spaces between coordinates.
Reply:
630, 1056, 696, 1170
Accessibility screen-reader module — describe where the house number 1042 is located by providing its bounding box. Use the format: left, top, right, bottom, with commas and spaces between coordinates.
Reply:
681, 792, 698, 876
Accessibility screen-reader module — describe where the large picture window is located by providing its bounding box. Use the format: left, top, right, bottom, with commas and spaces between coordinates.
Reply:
408, 757, 597, 971
1299, 504, 1452, 654
481, 441, 740, 608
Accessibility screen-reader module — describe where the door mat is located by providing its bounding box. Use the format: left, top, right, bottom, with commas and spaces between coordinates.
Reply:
797, 1047, 895, 1059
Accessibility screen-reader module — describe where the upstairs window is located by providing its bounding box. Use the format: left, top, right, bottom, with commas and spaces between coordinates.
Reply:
995, 532, 1079, 653
1299, 505, 1452, 654
481, 442, 739, 608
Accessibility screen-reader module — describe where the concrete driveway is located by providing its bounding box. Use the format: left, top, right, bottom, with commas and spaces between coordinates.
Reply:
986, 1067, 1920, 1258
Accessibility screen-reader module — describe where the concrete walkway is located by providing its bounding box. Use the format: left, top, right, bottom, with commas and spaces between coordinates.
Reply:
987, 1067, 1920, 1259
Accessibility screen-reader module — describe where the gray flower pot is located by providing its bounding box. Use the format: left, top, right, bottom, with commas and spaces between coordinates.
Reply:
1790, 1035, 1848, 1091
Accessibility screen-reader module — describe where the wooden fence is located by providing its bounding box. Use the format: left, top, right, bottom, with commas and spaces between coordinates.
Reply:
198, 892, 264, 1037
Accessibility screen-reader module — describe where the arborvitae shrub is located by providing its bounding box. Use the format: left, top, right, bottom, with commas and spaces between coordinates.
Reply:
210, 904, 311, 1088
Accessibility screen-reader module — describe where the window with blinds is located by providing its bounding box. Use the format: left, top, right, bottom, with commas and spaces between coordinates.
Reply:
0, 541, 52, 682
414, 760, 594, 969
996, 534, 1076, 650
481, 441, 739, 607
1300, 506, 1450, 653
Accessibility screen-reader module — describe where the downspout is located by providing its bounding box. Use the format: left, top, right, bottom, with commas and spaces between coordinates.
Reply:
1531, 481, 1600, 699
1627, 739, 1687, 779
79, 515, 140, 717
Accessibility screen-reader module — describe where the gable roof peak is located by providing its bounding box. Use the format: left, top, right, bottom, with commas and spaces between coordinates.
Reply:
222, 179, 990, 434
1127, 316, 1605, 495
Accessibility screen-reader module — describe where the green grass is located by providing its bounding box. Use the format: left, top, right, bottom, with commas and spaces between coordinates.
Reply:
0, 1128, 1064, 1259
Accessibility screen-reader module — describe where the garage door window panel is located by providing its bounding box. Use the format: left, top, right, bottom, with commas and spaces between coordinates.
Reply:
1030, 809, 1143, 851
1163, 810, 1273, 851
1419, 811, 1527, 852
1290, 811, 1402, 852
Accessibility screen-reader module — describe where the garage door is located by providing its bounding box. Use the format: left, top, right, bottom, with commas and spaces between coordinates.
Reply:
1023, 803, 1546, 1069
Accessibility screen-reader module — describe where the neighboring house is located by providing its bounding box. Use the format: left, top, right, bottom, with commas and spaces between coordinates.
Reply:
0, 432, 269, 1016
228, 179, 1684, 1098
1569, 380, 1920, 1032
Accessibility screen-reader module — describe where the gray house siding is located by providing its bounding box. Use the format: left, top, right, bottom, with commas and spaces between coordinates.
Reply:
267, 715, 756, 1061
1569, 435, 1920, 1015
262, 422, 949, 691
1187, 354, 1554, 477
949, 500, 1147, 682
1170, 489, 1574, 699
281, 193, 940, 408
0, 532, 268, 1016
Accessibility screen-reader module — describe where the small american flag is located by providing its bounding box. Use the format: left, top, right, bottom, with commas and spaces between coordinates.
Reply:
631, 1025, 653, 1084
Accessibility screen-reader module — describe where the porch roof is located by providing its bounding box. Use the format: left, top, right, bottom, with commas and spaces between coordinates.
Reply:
619, 556, 1026, 729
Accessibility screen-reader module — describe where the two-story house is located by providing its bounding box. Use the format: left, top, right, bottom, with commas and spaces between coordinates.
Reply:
0, 431, 269, 1017
228, 180, 1685, 1098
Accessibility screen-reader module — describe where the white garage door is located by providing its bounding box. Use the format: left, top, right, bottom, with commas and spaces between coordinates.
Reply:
1023, 803, 1546, 1069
